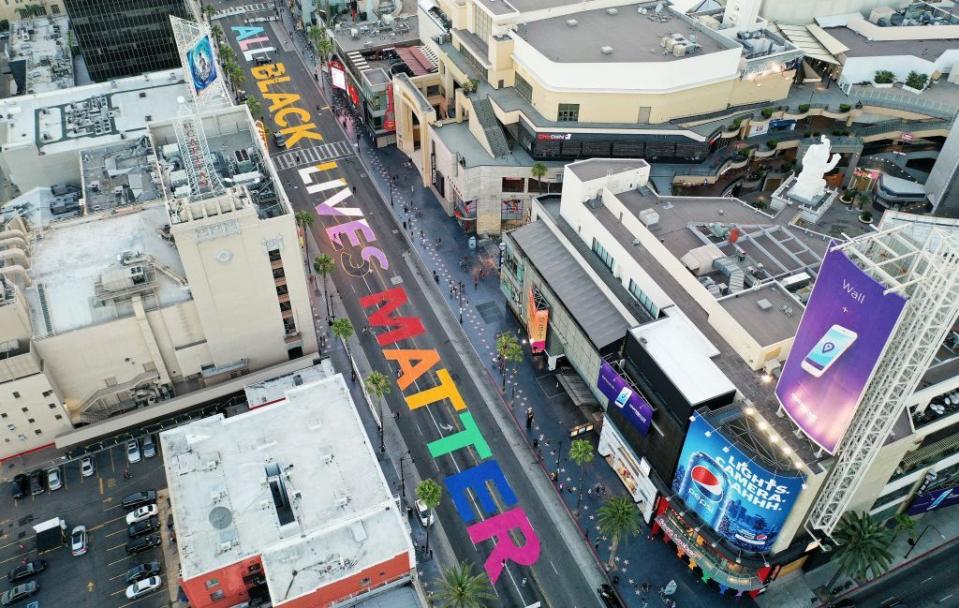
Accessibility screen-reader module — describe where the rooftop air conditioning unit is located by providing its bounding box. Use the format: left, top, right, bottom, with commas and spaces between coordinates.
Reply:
673, 44, 688, 57
601, 45, 614, 55
566, 18, 577, 27
606, 7, 618, 15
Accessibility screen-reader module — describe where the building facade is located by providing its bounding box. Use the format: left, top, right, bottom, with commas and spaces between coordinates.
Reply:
62, 0, 189, 82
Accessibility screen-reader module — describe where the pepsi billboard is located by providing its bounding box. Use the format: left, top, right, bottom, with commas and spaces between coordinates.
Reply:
671, 412, 805, 552
775, 246, 907, 454
597, 362, 653, 436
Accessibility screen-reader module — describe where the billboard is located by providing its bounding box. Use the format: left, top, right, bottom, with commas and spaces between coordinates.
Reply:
330, 60, 347, 91
672, 412, 805, 552
775, 246, 907, 453
597, 362, 652, 436
186, 35, 218, 95
907, 481, 959, 515
525, 289, 548, 353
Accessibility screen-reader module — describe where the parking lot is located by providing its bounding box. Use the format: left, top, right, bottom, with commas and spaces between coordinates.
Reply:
1, 439, 172, 608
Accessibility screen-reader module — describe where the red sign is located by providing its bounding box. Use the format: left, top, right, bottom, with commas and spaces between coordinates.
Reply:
901, 132, 914, 142
383, 83, 396, 133
536, 133, 571, 141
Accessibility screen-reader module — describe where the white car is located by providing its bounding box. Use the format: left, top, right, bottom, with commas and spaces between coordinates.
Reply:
126, 504, 159, 525
80, 457, 95, 478
70, 525, 87, 557
46, 468, 62, 491
125, 575, 161, 600
126, 439, 141, 464
415, 499, 435, 527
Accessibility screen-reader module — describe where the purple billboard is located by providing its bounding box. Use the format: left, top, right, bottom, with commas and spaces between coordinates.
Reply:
775, 246, 907, 454
907, 482, 959, 515
597, 361, 653, 436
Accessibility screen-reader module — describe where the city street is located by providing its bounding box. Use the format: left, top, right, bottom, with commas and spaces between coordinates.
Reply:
215, 5, 605, 607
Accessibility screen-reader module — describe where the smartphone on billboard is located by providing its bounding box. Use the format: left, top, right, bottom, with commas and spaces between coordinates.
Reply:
801, 324, 858, 377
614, 387, 633, 408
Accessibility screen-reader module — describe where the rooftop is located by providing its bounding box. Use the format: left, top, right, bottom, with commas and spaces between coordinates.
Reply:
6, 16, 74, 95
0, 70, 187, 156
80, 138, 164, 215
824, 25, 959, 60
331, 15, 420, 54
162, 375, 412, 598
25, 203, 188, 337
716, 282, 803, 345
243, 361, 334, 408
475, 0, 584, 17
567, 158, 650, 183
431, 120, 538, 168
514, 2, 733, 63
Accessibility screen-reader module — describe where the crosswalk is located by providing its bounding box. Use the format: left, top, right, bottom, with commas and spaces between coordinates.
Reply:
211, 3, 272, 20
270, 141, 354, 171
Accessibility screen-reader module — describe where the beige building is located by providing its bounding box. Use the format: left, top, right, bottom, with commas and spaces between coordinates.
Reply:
0, 101, 317, 458
0, 0, 65, 23
391, 0, 802, 234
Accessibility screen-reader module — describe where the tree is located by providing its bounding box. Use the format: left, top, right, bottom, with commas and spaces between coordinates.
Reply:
825, 511, 894, 592
905, 71, 928, 91
316, 36, 334, 65
307, 25, 326, 52
891, 512, 916, 541
495, 333, 523, 390
218, 42, 235, 65
365, 370, 393, 452
294, 210, 314, 230
530, 161, 547, 195
874, 70, 895, 84
569, 439, 594, 512
211, 24, 223, 43
435, 561, 495, 608
597, 496, 641, 570
313, 254, 335, 317
245, 96, 263, 122
331, 317, 354, 358
203, 3, 216, 21
416, 479, 442, 557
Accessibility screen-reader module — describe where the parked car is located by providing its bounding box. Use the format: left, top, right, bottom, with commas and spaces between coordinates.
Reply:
126, 439, 141, 464
28, 471, 44, 496
142, 435, 156, 458
125, 575, 161, 600
80, 457, 95, 478
0, 581, 38, 606
124, 561, 160, 584
46, 467, 62, 491
70, 525, 87, 557
126, 504, 159, 525
9, 475, 27, 500
254, 55, 272, 66
415, 498, 435, 527
272, 131, 287, 148
598, 584, 625, 608
121, 490, 157, 509
127, 516, 160, 538
6, 560, 46, 582
125, 534, 161, 555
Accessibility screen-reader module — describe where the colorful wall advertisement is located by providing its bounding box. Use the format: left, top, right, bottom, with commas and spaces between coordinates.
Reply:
597, 361, 652, 436
186, 35, 218, 95
775, 246, 907, 454
526, 288, 548, 354
330, 60, 347, 91
383, 83, 396, 133
907, 481, 959, 515
672, 412, 805, 552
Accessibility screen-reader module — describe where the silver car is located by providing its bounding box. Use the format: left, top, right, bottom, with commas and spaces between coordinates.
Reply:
46, 467, 62, 491
80, 457, 95, 478
126, 439, 141, 464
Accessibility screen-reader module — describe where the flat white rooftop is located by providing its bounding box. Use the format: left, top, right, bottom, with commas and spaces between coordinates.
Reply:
25, 203, 188, 337
0, 70, 187, 155
630, 308, 737, 406
6, 16, 74, 95
243, 360, 335, 408
162, 375, 412, 600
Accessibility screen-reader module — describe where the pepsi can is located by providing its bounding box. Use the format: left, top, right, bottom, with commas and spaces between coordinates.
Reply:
678, 451, 729, 530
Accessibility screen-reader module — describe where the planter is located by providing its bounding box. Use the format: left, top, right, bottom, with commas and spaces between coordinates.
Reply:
859, 213, 874, 224
873, 82, 894, 89
902, 84, 925, 95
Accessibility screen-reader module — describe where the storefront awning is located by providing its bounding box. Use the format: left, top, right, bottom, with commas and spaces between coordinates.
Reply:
773, 24, 840, 65
396, 46, 436, 77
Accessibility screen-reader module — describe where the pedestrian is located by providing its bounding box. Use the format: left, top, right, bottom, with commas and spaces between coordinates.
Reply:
613, 575, 620, 585
474, 279, 479, 290
402, 220, 407, 230
432, 270, 439, 284
403, 204, 409, 215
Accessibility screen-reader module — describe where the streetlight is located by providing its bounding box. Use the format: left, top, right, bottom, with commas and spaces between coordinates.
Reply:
903, 524, 947, 559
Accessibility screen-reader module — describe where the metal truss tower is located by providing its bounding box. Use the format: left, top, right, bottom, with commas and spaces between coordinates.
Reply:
806, 226, 959, 538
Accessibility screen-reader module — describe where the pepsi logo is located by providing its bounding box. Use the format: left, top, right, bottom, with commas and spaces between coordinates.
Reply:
690, 465, 724, 500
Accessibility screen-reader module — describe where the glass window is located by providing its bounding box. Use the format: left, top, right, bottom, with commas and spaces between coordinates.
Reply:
501, 177, 525, 193
205, 579, 219, 589
628, 279, 659, 317
514, 73, 532, 104
592, 238, 615, 272
472, 4, 491, 42
557, 103, 580, 122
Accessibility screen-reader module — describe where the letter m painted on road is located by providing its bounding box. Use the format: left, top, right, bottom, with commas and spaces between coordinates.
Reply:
359, 288, 425, 346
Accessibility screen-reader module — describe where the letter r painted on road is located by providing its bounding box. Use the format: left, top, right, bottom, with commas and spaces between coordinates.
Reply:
467, 508, 541, 584
444, 460, 517, 523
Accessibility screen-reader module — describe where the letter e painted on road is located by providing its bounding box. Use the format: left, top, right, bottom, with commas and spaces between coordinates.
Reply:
444, 460, 517, 523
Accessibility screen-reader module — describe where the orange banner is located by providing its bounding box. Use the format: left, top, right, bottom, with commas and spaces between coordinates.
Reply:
526, 289, 548, 353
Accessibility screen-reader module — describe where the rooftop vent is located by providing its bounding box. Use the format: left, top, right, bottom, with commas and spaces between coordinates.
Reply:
566, 18, 578, 27
601, 45, 614, 55
606, 7, 618, 15
756, 298, 773, 311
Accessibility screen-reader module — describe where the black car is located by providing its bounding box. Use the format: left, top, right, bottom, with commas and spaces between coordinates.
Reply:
125, 534, 161, 555
7, 560, 46, 582
28, 470, 44, 496
598, 584, 625, 608
121, 490, 157, 509
9, 475, 27, 500
128, 516, 160, 538
124, 561, 160, 584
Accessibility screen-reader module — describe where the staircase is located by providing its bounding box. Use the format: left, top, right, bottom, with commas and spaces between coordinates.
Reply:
470, 97, 511, 158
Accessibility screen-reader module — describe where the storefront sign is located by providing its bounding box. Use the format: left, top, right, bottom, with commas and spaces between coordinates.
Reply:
598, 421, 657, 522
596, 362, 652, 436
775, 245, 907, 453
536, 133, 571, 141
330, 60, 347, 91
526, 288, 548, 353
383, 83, 396, 132
672, 412, 805, 552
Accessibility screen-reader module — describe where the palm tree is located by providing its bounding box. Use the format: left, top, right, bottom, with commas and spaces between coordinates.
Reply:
530, 161, 547, 195
211, 24, 224, 43
218, 43, 235, 66
569, 439, 594, 512
825, 511, 894, 592
313, 254, 335, 317
597, 496, 641, 570
365, 370, 392, 452
891, 512, 916, 541
495, 333, 523, 391
416, 478, 442, 557
294, 210, 314, 230
245, 96, 263, 122
435, 561, 495, 608
228, 64, 246, 95
203, 3, 216, 21
331, 317, 354, 358
307, 25, 326, 51
316, 36, 334, 65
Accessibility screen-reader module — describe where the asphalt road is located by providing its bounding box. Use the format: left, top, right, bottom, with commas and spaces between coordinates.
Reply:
0, 441, 169, 608
215, 6, 604, 607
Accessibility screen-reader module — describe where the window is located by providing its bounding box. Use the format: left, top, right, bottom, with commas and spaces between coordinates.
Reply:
359, 577, 372, 587
501, 177, 525, 193
20, 407, 28, 413
27, 419, 34, 424
628, 279, 659, 317
592, 238, 615, 272
268, 249, 282, 262
55, 415, 62, 420
12, 392, 19, 399
210, 591, 225, 601
205, 579, 219, 589
34, 430, 41, 435
557, 103, 580, 122
472, 3, 492, 42
42, 390, 53, 397
515, 73, 533, 104
48, 403, 56, 409
0, 413, 7, 419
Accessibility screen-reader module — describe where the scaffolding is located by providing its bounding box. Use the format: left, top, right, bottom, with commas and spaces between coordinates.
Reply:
806, 226, 959, 539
